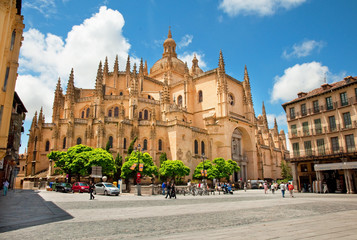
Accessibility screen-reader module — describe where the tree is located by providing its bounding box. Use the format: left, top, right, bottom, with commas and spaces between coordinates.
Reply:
48, 144, 116, 182
105, 140, 111, 152
213, 158, 240, 181
281, 160, 292, 180
159, 152, 167, 166
127, 136, 137, 155
121, 151, 158, 180
113, 153, 123, 180
159, 160, 190, 182
193, 160, 217, 180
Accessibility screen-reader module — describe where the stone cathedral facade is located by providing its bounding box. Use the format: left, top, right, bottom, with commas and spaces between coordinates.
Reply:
25, 29, 289, 182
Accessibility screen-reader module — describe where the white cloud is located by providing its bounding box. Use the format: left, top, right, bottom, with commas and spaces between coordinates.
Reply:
178, 34, 193, 49
16, 6, 133, 120
178, 52, 207, 70
23, 0, 56, 18
271, 62, 328, 103
267, 113, 287, 129
283, 40, 325, 59
219, 0, 306, 17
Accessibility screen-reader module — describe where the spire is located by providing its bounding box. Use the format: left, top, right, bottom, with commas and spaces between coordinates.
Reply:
274, 117, 279, 134
38, 107, 44, 125
243, 65, 253, 105
114, 55, 119, 73
66, 68, 75, 101
95, 61, 103, 97
31, 111, 38, 129
244, 65, 250, 86
262, 101, 268, 130
184, 62, 190, 77
218, 49, 225, 73
139, 58, 144, 76
168, 26, 172, 38
126, 55, 131, 73
103, 56, 109, 76
192, 54, 198, 72
144, 60, 148, 75
55, 77, 62, 95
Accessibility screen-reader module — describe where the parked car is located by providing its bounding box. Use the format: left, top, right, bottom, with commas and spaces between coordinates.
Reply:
94, 182, 119, 196
72, 182, 90, 193
55, 183, 72, 193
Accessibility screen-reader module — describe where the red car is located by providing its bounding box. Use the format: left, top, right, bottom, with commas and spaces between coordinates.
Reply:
72, 182, 90, 193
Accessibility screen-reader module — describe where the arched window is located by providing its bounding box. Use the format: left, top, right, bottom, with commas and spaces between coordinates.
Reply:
108, 136, 113, 148
108, 109, 112, 117
119, 91, 123, 96
139, 112, 142, 120
77, 137, 82, 145
63, 137, 66, 149
194, 140, 199, 155
86, 108, 90, 118
198, 90, 203, 103
10, 30, 16, 51
143, 139, 148, 151
228, 93, 234, 106
158, 139, 163, 151
201, 141, 205, 155
81, 111, 85, 118
178, 95, 182, 106
144, 110, 148, 120
123, 138, 127, 150
114, 107, 119, 117
45, 141, 50, 151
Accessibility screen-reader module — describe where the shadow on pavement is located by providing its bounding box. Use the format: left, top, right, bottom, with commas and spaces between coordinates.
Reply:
0, 190, 73, 233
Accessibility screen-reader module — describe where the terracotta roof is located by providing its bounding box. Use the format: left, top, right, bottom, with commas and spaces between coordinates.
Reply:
282, 76, 357, 108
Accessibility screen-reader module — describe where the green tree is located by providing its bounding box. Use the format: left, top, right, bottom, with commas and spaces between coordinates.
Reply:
212, 158, 240, 181
121, 151, 158, 180
281, 160, 292, 180
105, 140, 111, 152
113, 153, 123, 180
159, 160, 190, 182
86, 148, 116, 176
159, 152, 167, 166
193, 160, 217, 180
127, 137, 138, 155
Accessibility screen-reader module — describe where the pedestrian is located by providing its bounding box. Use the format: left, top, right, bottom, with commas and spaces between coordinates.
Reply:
288, 183, 294, 197
170, 182, 176, 199
244, 182, 247, 192
264, 182, 268, 194
280, 182, 286, 198
162, 181, 166, 196
3, 179, 9, 196
89, 181, 95, 200
165, 181, 171, 199
271, 182, 275, 194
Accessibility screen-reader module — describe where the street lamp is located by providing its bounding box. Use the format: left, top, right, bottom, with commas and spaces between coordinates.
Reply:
136, 144, 142, 196
201, 153, 207, 187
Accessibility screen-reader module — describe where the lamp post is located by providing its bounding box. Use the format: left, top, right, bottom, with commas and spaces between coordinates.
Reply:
201, 153, 207, 188
136, 144, 142, 196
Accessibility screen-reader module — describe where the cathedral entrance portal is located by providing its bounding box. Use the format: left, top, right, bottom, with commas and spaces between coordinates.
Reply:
232, 128, 247, 183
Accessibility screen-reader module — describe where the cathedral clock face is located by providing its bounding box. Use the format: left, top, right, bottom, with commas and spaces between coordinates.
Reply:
228, 94, 234, 106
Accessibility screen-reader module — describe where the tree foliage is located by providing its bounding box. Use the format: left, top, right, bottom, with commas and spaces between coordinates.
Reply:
159, 152, 168, 166
48, 144, 116, 181
193, 158, 240, 181
281, 160, 292, 180
121, 151, 158, 179
159, 160, 190, 182
127, 136, 138, 155
114, 153, 123, 180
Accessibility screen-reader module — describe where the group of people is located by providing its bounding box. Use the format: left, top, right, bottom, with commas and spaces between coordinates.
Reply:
162, 181, 176, 199
217, 182, 234, 194
278, 182, 295, 198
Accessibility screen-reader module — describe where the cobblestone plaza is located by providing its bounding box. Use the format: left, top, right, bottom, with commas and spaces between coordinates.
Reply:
1, 190, 357, 239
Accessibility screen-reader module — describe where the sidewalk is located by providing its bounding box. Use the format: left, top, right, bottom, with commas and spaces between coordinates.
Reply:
0, 189, 72, 232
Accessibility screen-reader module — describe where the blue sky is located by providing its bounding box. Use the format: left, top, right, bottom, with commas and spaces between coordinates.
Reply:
16, 0, 357, 153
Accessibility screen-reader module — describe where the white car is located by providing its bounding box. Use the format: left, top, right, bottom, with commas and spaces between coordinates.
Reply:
94, 182, 119, 196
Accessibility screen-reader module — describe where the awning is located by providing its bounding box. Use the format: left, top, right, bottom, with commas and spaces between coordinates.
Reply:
315, 162, 357, 171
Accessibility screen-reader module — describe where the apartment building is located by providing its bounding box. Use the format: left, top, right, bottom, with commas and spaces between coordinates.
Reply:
282, 76, 357, 194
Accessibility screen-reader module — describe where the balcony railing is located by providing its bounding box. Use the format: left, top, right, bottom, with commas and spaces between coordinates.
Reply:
289, 146, 356, 160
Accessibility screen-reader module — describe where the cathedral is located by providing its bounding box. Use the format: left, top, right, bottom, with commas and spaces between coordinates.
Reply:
25, 29, 289, 183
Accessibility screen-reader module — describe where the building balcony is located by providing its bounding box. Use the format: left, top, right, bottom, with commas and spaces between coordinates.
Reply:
288, 146, 357, 162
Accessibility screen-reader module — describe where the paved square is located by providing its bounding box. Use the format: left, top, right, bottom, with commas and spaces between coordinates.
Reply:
1, 190, 357, 239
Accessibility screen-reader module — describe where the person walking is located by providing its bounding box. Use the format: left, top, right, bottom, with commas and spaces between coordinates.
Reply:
244, 182, 247, 192
264, 182, 268, 194
165, 181, 171, 199
89, 181, 95, 200
280, 182, 286, 198
170, 182, 176, 199
3, 179, 9, 196
271, 182, 275, 194
288, 183, 295, 197
162, 181, 166, 196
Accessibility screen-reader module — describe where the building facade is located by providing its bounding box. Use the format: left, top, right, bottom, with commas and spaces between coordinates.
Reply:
283, 76, 357, 194
0, 0, 24, 185
25, 29, 288, 183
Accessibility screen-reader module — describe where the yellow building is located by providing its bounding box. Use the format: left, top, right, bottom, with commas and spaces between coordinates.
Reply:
283, 76, 357, 194
26, 29, 288, 183
0, 0, 25, 183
